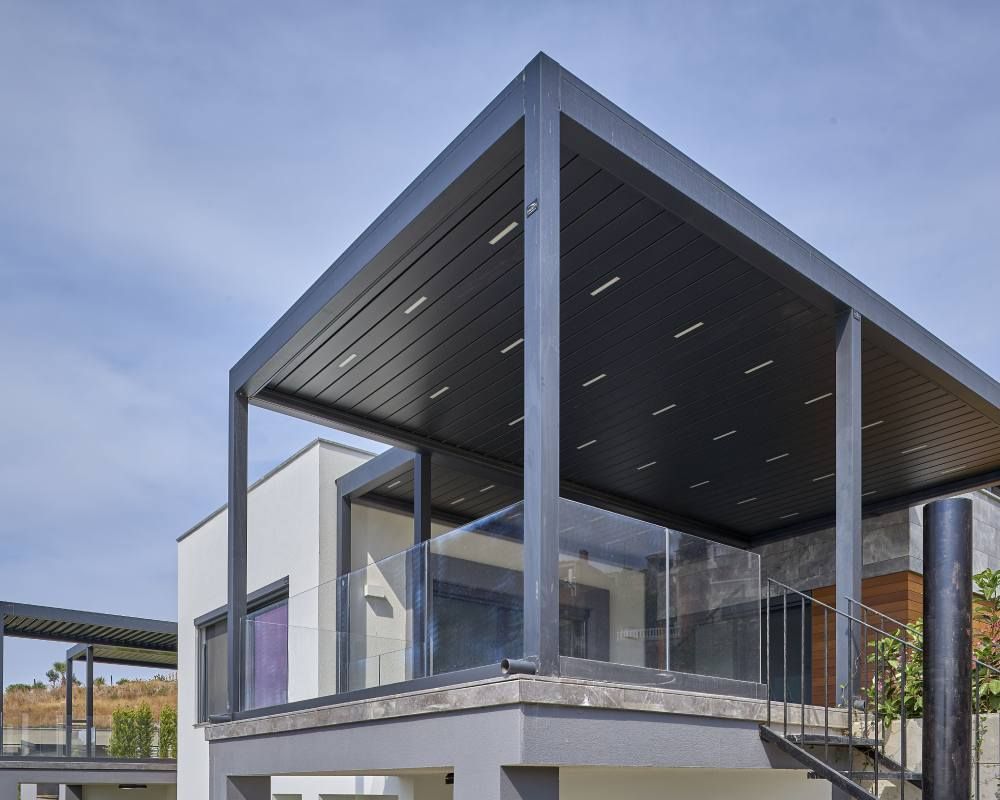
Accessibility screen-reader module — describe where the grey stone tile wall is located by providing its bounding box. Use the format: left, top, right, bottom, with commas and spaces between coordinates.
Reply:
753, 490, 1000, 592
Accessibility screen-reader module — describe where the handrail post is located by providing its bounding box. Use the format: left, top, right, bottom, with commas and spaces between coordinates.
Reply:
766, 580, 772, 728
900, 640, 906, 800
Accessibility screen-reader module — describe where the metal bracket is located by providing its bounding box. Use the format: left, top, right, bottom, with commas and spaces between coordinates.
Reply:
526, 199, 539, 217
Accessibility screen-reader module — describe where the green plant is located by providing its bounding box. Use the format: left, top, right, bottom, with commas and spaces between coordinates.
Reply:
158, 706, 178, 759
108, 707, 138, 758
135, 703, 155, 758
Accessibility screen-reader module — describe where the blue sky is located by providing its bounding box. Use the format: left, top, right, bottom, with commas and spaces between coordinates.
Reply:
1, 2, 997, 685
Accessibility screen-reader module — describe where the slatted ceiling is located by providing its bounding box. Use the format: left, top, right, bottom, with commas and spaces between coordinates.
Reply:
266, 144, 1000, 541
2, 609, 177, 652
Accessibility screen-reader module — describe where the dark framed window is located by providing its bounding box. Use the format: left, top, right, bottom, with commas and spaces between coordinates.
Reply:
196, 579, 289, 721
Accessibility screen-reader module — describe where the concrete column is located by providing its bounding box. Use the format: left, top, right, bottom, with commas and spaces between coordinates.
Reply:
454, 764, 558, 800
64, 785, 84, 800
211, 774, 271, 800
923, 497, 973, 800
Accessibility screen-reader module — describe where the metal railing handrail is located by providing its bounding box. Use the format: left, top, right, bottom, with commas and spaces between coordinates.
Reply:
847, 595, 1000, 678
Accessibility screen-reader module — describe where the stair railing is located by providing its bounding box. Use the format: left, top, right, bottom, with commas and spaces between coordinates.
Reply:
766, 579, 921, 798
848, 595, 1000, 800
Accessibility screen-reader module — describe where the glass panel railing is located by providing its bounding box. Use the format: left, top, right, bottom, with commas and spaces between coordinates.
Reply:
242, 498, 759, 710
557, 498, 760, 684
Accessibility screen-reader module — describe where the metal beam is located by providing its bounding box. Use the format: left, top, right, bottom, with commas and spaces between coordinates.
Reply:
250, 389, 747, 546
227, 389, 249, 717
336, 447, 415, 499
835, 309, 862, 701
522, 54, 562, 676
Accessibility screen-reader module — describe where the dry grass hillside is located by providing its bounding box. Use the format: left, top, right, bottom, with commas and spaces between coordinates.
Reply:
4, 678, 177, 727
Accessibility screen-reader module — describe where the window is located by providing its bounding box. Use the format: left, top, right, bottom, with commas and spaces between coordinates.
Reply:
197, 583, 289, 721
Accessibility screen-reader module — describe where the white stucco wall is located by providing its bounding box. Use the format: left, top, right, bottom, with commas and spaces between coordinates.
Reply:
176, 440, 370, 800
78, 785, 177, 800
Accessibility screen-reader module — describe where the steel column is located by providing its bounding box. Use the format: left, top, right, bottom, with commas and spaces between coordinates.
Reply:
411, 451, 431, 679
835, 309, 862, 700
0, 614, 4, 744
522, 54, 562, 675
335, 488, 351, 693
85, 646, 94, 757
64, 655, 73, 756
923, 497, 973, 800
227, 389, 249, 716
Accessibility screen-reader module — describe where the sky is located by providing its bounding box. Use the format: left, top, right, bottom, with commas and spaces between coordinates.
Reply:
1, 1, 997, 686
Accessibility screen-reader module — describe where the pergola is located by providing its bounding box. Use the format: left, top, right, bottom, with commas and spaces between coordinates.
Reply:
224, 53, 1000, 716
0, 601, 177, 758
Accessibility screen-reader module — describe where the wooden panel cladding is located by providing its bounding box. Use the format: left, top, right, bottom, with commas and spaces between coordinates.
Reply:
810, 571, 923, 706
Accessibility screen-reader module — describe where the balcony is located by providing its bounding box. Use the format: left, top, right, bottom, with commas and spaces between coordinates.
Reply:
242, 498, 761, 715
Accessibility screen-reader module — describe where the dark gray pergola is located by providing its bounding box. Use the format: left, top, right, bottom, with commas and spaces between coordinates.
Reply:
224, 53, 1000, 715
0, 601, 177, 759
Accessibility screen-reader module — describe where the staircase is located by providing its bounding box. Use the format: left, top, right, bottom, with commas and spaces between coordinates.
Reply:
762, 581, 923, 799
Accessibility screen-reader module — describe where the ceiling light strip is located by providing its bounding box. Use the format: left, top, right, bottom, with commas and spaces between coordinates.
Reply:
812, 473, 835, 482
386, 480, 402, 489
577, 440, 597, 450
674, 321, 704, 339
338, 353, 358, 368
450, 497, 466, 506
861, 420, 884, 430
500, 337, 524, 354
744, 360, 774, 374
508, 416, 525, 426
689, 480, 710, 488
488, 221, 519, 245
636, 461, 657, 471
780, 512, 799, 520
590, 276, 620, 296
736, 497, 757, 505
404, 296, 427, 314
429, 386, 449, 399
479, 484, 495, 493
804, 392, 833, 405
901, 444, 928, 455
765, 453, 790, 463
713, 430, 736, 441
582, 373, 607, 387
652, 404, 677, 416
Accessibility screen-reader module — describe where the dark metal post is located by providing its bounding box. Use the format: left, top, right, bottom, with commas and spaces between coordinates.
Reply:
227, 388, 249, 716
85, 646, 94, 757
835, 308, 862, 701
923, 497, 973, 800
0, 613, 5, 747
65, 654, 74, 756
335, 487, 352, 693
522, 54, 562, 676
411, 451, 431, 679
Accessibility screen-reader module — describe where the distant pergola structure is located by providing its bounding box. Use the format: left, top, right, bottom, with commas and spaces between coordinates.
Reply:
0, 601, 177, 759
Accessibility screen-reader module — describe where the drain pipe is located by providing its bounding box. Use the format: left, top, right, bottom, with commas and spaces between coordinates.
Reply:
501, 658, 537, 676
923, 497, 972, 800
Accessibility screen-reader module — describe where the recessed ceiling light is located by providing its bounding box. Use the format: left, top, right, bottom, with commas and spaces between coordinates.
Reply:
636, 461, 657, 471
582, 373, 607, 387
765, 453, 790, 463
338, 353, 358, 368
488, 221, 519, 245
804, 392, 833, 405
813, 473, 835, 482
674, 321, 704, 339
386, 480, 402, 489
744, 360, 774, 375
479, 484, 495, 492
689, 480, 710, 488
862, 490, 877, 497
508, 415, 525, 426
713, 430, 736, 441
780, 512, 799, 520
429, 386, 450, 399
577, 439, 597, 450
862, 420, 884, 430
940, 466, 961, 476
404, 296, 428, 314
736, 497, 757, 505
450, 497, 466, 506
500, 337, 524, 354
652, 404, 677, 416
590, 276, 620, 296
901, 444, 927, 455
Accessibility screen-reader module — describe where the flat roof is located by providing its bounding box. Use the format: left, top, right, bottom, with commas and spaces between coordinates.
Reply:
1, 601, 177, 661
231, 53, 999, 545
